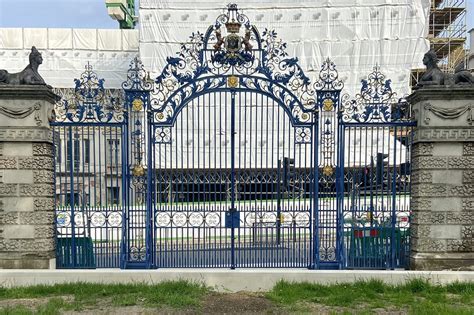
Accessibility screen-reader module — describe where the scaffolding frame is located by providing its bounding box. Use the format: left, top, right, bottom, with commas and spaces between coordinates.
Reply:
411, 0, 467, 87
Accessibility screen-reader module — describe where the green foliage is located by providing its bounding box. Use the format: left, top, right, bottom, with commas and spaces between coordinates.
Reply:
0, 281, 208, 314
404, 278, 430, 293
0, 305, 32, 315
266, 278, 474, 314
0, 279, 472, 314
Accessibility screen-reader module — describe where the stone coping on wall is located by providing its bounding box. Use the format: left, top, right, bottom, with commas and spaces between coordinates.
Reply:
407, 86, 474, 103
0, 85, 60, 103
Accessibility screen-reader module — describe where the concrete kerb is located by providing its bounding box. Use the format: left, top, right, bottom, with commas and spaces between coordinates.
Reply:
0, 269, 473, 292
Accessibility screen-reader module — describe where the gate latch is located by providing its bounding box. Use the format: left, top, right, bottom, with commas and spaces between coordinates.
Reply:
225, 209, 240, 228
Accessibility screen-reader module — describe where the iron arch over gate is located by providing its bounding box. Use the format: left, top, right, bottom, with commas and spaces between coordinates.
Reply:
54, 3, 414, 270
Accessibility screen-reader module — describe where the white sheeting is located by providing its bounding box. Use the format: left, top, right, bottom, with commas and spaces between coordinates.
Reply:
139, 0, 430, 96
0, 28, 139, 88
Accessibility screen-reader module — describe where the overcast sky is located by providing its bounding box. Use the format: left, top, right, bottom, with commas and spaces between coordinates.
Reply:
0, 0, 473, 38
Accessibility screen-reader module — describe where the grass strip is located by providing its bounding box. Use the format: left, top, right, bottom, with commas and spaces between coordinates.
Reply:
0, 280, 208, 314
266, 278, 474, 314
0, 278, 472, 315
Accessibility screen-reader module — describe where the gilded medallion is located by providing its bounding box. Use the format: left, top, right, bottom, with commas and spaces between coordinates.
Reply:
322, 99, 334, 111
132, 98, 144, 111
227, 75, 239, 88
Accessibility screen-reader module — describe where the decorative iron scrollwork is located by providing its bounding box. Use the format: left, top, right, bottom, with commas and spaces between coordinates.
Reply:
151, 3, 315, 127
313, 59, 342, 178
295, 127, 312, 144
154, 126, 172, 144
314, 58, 344, 112
155, 212, 221, 228
53, 63, 125, 123
123, 57, 151, 200
122, 56, 153, 91
341, 66, 400, 123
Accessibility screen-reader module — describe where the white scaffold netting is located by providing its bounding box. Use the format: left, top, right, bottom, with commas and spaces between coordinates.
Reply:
139, 0, 430, 97
0, 28, 139, 88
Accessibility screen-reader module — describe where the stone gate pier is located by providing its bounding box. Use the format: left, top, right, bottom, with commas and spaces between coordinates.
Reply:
0, 85, 58, 269
408, 87, 474, 270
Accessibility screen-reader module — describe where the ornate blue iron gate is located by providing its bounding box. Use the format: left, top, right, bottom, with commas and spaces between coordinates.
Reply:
127, 5, 317, 269
53, 64, 127, 268
338, 68, 414, 269
54, 3, 413, 270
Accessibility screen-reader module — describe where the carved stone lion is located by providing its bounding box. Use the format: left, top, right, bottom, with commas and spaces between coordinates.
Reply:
0, 46, 47, 85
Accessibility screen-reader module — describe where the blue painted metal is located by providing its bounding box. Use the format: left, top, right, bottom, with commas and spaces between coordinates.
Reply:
121, 57, 153, 268
313, 59, 345, 269
339, 66, 413, 269
53, 63, 127, 268
147, 4, 316, 268
54, 3, 414, 270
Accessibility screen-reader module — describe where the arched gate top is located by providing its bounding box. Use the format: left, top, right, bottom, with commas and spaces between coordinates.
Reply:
150, 3, 316, 127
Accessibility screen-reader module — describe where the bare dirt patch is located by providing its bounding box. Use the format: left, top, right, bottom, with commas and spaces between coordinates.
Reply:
63, 306, 159, 315
201, 292, 278, 314
0, 295, 74, 309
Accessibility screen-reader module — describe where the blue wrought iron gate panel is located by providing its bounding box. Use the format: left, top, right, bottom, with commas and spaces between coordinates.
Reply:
53, 64, 127, 268
313, 60, 345, 269
339, 67, 415, 269
120, 58, 154, 268
149, 90, 315, 268
144, 5, 318, 268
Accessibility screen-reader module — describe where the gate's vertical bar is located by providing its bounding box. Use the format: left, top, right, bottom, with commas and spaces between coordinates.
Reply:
337, 114, 346, 269
52, 127, 59, 266
276, 159, 281, 245
146, 108, 154, 268
312, 107, 319, 269
120, 109, 129, 269
67, 127, 76, 268
390, 125, 398, 270
230, 90, 236, 269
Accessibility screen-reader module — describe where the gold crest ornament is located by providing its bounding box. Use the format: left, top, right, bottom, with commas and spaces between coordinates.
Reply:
132, 164, 145, 177
132, 98, 144, 111
322, 98, 334, 111
227, 75, 239, 88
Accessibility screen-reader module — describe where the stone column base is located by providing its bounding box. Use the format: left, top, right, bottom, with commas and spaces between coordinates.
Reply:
411, 253, 474, 271
0, 257, 56, 269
